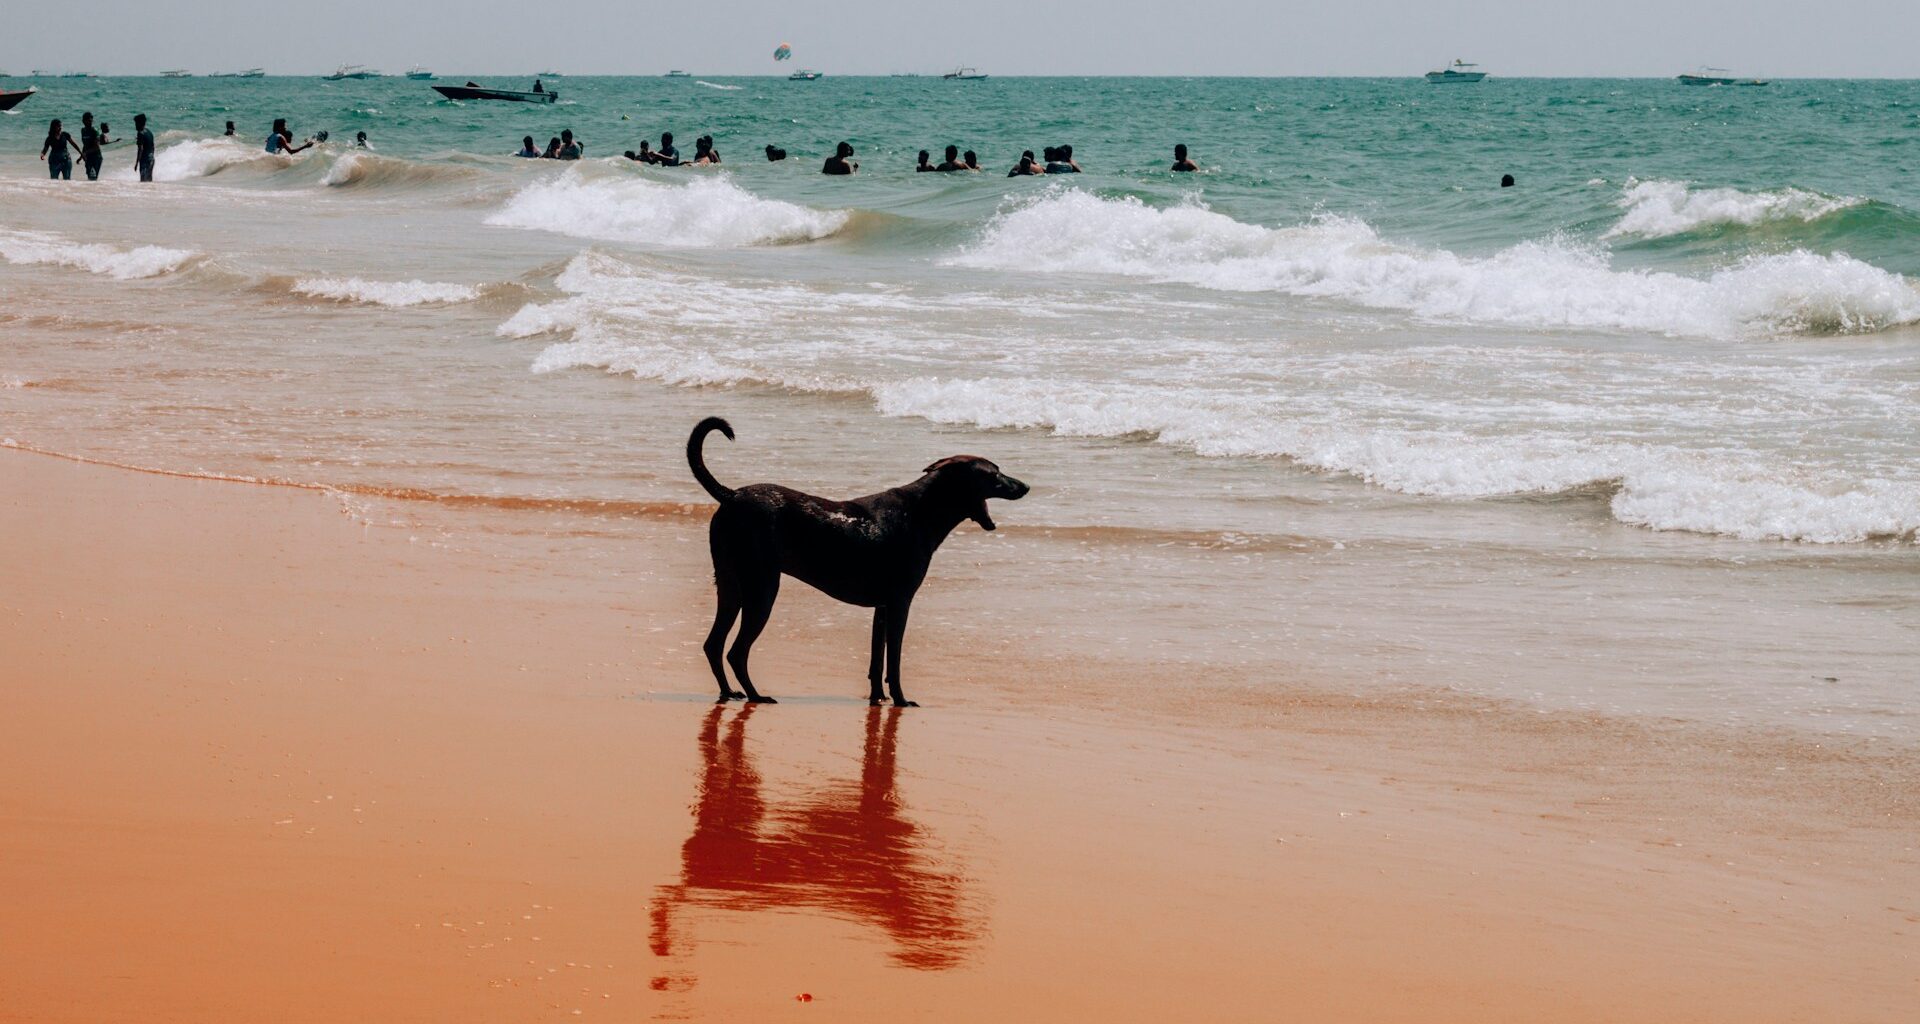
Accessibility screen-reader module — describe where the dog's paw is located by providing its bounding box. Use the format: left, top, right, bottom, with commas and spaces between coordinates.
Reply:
717, 690, 746, 703
891, 699, 920, 708
747, 694, 779, 705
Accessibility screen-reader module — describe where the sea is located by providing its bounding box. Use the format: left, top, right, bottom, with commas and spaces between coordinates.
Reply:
3, 75, 1916, 739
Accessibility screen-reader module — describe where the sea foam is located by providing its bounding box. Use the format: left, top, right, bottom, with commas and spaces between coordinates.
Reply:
105, 137, 278, 182
951, 190, 1920, 338
485, 171, 849, 247
290, 277, 482, 307
1603, 179, 1865, 240
0, 228, 196, 279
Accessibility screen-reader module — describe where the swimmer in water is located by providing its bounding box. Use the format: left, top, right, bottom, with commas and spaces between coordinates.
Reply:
916, 149, 933, 172
693, 135, 721, 165
765, 144, 787, 162
1007, 150, 1042, 177
355, 131, 372, 149
133, 114, 155, 182
1501, 173, 1515, 187
225, 121, 236, 137
822, 140, 857, 175
935, 144, 965, 172
79, 112, 104, 180
1044, 145, 1080, 174
40, 119, 79, 180
516, 135, 540, 158
963, 150, 980, 171
657, 132, 679, 164
557, 129, 583, 160
265, 118, 314, 155
624, 139, 655, 163
1171, 143, 1198, 172
541, 136, 562, 159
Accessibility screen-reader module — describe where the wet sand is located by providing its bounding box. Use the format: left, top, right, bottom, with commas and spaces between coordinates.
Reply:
2, 448, 1915, 1023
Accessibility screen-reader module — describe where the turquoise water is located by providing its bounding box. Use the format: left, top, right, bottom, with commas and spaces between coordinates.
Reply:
8, 75, 1920, 271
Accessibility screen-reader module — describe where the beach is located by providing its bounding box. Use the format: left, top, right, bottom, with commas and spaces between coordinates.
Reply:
3, 74, 1918, 1018
3, 448, 1915, 1021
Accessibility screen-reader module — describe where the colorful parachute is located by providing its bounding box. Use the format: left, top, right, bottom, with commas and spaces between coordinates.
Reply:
774, 43, 792, 61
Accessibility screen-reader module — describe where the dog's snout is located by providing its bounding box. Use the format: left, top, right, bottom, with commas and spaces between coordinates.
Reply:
998, 473, 1030, 499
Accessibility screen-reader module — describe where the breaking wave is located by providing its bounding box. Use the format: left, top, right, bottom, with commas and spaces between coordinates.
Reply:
288, 276, 483, 307
0, 228, 196, 279
1603, 179, 1866, 240
484, 171, 850, 247
104, 137, 281, 182
950, 190, 1920, 338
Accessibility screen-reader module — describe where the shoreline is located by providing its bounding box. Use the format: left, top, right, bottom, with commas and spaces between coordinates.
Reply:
4, 446, 1914, 1021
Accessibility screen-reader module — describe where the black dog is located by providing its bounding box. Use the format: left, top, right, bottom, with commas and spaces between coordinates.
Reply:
688, 417, 1028, 706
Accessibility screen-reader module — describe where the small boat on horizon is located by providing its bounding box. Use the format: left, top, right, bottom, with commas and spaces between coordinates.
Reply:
0, 86, 38, 111
432, 81, 557, 104
160, 69, 192, 78
211, 68, 265, 78
1425, 59, 1486, 83
943, 67, 988, 80
323, 64, 382, 80
405, 65, 437, 80
537, 70, 564, 78
664, 70, 691, 78
787, 69, 823, 81
1678, 68, 1768, 86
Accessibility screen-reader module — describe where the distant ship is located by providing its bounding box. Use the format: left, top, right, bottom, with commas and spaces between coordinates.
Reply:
943, 67, 988, 80
664, 70, 692, 78
1678, 68, 1768, 86
211, 68, 265, 78
405, 65, 437, 80
537, 70, 564, 78
1425, 60, 1486, 83
34, 70, 97, 78
160, 69, 192, 78
787, 69, 823, 81
323, 64, 382, 80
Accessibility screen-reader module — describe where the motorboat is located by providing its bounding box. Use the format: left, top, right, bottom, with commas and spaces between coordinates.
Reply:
1678, 68, 1768, 86
406, 66, 437, 80
787, 69, 823, 81
432, 82, 557, 104
1425, 60, 1486, 83
0, 87, 37, 111
323, 64, 382, 80
943, 67, 988, 80
664, 70, 692, 78
160, 69, 192, 78
212, 68, 265, 78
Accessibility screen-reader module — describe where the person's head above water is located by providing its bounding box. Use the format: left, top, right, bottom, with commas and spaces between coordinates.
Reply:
561, 129, 573, 142
945, 144, 959, 161
1175, 143, 1188, 159
964, 150, 978, 166
356, 131, 367, 142
82, 112, 93, 125
1501, 173, 1515, 187
523, 135, 535, 148
273, 118, 287, 133
918, 149, 930, 164
837, 141, 854, 158
661, 132, 673, 146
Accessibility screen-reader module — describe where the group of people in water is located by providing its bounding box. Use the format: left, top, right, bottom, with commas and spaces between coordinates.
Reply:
38, 109, 1210, 182
38, 112, 155, 181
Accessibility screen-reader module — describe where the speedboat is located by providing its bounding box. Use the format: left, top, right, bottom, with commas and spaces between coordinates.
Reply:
1425, 60, 1486, 83
432, 82, 557, 104
943, 67, 988, 80
664, 70, 691, 78
787, 69, 823, 81
160, 69, 192, 78
1678, 68, 1767, 86
323, 64, 381, 80
405, 66, 437, 80
0, 86, 37, 111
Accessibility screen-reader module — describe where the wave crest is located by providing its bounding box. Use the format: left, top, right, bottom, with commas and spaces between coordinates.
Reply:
1602, 179, 1865, 240
485, 171, 850, 247
0, 228, 197, 279
289, 277, 483, 307
320, 151, 483, 189
950, 190, 1920, 337
106, 137, 279, 182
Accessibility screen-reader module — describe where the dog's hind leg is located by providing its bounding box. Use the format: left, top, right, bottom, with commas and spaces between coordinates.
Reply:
703, 580, 743, 702
883, 601, 917, 708
726, 575, 781, 704
867, 608, 888, 706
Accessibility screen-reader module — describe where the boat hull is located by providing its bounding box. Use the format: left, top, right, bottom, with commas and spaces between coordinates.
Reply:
0, 88, 36, 111
432, 85, 557, 104
1425, 71, 1486, 83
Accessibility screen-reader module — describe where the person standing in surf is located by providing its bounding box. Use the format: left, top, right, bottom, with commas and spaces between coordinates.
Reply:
133, 114, 155, 182
79, 113, 104, 181
40, 119, 80, 180
822, 141, 857, 175
265, 118, 314, 156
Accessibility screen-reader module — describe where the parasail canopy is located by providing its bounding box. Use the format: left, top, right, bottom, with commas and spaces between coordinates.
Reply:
774, 43, 792, 61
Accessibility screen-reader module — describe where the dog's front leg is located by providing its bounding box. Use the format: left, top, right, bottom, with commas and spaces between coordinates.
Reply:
868, 608, 888, 706
885, 601, 917, 708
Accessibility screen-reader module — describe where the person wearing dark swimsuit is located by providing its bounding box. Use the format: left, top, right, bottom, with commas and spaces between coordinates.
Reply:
1171, 143, 1198, 172
41, 119, 80, 180
822, 141, 857, 175
134, 114, 155, 182
79, 112, 104, 180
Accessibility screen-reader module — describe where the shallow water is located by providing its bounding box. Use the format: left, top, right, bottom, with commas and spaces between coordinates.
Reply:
3, 76, 1916, 737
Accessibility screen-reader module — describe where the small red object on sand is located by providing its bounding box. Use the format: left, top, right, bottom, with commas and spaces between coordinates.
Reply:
796, 993, 813, 1003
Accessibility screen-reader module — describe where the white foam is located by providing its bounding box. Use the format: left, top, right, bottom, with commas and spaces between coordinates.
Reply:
485, 171, 849, 247
291, 277, 481, 307
104, 137, 275, 182
695, 80, 743, 90
1603, 179, 1864, 240
0, 228, 196, 279
950, 190, 1920, 338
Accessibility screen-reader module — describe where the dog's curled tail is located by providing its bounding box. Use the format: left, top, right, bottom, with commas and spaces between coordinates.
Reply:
688, 417, 736, 502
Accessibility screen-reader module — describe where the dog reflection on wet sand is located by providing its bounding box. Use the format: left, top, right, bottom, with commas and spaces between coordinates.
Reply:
650, 705, 977, 973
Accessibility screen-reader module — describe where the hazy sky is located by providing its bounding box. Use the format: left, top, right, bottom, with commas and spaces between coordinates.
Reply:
7, 0, 1918, 78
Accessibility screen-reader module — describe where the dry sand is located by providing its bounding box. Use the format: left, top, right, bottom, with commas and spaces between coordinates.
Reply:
2, 448, 1915, 1022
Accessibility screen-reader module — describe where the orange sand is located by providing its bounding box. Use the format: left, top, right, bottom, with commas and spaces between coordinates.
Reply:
2, 449, 1915, 1022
